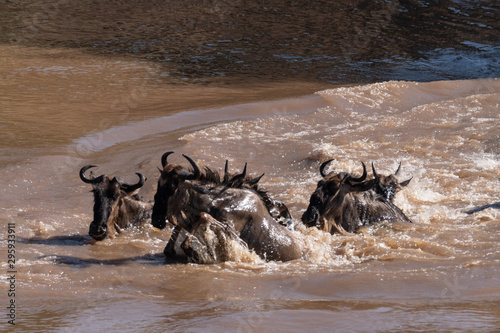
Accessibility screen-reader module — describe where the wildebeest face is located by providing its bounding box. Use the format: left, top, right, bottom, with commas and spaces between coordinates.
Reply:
80, 165, 145, 240
302, 159, 368, 228
151, 152, 200, 230
88, 177, 121, 240
372, 162, 412, 202
302, 176, 342, 228
152, 165, 182, 229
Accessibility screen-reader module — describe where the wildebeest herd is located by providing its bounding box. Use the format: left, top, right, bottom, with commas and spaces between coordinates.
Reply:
80, 152, 413, 263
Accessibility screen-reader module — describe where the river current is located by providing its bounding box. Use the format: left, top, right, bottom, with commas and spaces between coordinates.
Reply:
1, 1, 499, 332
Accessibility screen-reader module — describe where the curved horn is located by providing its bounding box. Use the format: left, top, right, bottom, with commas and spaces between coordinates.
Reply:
80, 165, 104, 184
161, 151, 174, 168
395, 162, 402, 175
371, 162, 379, 180
320, 159, 335, 178
400, 177, 413, 187
182, 154, 201, 180
120, 173, 145, 192
348, 162, 367, 182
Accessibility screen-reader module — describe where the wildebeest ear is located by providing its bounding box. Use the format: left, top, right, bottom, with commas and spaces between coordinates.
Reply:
399, 177, 412, 187
178, 169, 192, 180
110, 177, 122, 185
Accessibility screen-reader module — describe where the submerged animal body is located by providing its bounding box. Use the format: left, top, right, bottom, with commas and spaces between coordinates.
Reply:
222, 160, 294, 229
302, 160, 413, 234
152, 152, 302, 262
80, 165, 153, 240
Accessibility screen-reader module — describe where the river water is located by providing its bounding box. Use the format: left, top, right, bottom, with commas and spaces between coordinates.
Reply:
1, 1, 500, 332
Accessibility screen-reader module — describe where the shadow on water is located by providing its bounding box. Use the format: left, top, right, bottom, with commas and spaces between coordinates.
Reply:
22, 235, 189, 265
19, 235, 93, 246
464, 202, 500, 215
39, 253, 184, 268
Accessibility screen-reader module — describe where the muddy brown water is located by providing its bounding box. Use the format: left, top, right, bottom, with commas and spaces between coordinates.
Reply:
1, 44, 499, 332
1, 0, 500, 331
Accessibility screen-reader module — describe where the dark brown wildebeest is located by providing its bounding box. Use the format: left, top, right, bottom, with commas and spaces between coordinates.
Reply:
80, 165, 153, 240
151, 152, 302, 262
301, 160, 413, 234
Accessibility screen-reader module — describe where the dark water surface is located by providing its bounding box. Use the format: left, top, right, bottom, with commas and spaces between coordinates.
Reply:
2, 0, 499, 83
1, 1, 500, 332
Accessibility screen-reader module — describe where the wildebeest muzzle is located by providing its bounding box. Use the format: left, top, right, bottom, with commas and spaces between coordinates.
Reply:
89, 222, 107, 241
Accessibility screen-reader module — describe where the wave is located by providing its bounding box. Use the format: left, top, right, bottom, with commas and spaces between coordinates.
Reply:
71, 94, 326, 153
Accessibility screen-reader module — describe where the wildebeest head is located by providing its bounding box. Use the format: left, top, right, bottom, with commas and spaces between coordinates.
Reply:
301, 159, 373, 228
371, 162, 412, 202
151, 151, 201, 229
80, 165, 145, 240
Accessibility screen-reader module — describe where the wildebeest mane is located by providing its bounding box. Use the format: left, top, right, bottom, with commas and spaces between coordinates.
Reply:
194, 165, 269, 196
189, 164, 291, 225
201, 166, 222, 185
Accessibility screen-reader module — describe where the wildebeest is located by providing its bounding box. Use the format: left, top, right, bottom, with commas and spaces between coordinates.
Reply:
371, 162, 412, 203
301, 160, 413, 234
80, 165, 153, 240
152, 152, 302, 262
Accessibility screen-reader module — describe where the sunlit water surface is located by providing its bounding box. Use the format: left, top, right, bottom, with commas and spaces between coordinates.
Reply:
1, 44, 499, 332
